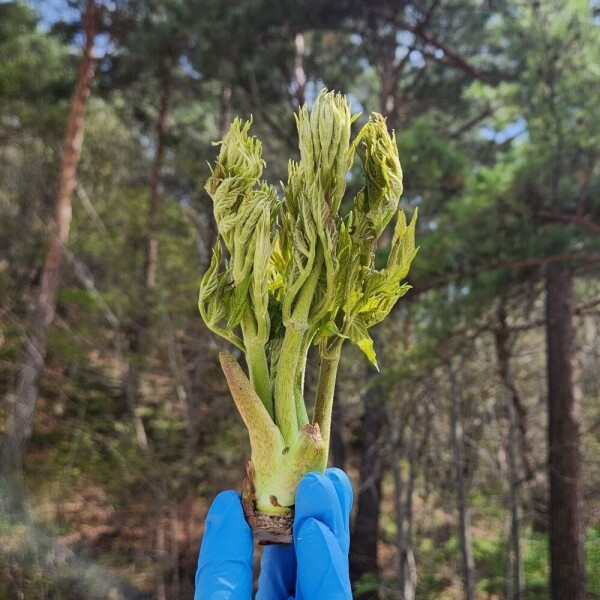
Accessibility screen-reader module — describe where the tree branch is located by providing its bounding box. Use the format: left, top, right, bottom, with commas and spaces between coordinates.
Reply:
415, 252, 600, 295
411, 26, 483, 80
537, 211, 600, 234
449, 106, 494, 139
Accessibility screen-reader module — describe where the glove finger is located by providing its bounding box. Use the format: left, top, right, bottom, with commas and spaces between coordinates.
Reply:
293, 472, 345, 542
325, 468, 353, 556
295, 518, 352, 599
256, 544, 296, 600
195, 491, 254, 600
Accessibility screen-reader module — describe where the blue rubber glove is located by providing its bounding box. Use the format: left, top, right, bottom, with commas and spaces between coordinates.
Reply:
195, 467, 353, 599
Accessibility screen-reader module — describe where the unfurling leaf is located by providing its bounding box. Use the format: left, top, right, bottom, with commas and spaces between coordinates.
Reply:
348, 317, 378, 370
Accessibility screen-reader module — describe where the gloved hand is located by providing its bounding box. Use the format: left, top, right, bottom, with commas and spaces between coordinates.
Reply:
195, 467, 353, 599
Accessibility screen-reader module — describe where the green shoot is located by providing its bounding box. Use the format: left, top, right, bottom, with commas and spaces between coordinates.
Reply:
199, 90, 417, 516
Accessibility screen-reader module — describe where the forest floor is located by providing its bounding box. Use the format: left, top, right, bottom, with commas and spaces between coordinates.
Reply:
2, 369, 600, 599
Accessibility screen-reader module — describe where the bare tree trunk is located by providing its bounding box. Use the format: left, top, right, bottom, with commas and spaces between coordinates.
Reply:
123, 68, 173, 451
495, 305, 534, 480
350, 381, 386, 594
145, 72, 171, 291
546, 264, 586, 600
449, 365, 475, 600
170, 503, 181, 599
494, 305, 524, 599
155, 499, 167, 600
389, 415, 417, 600
380, 60, 399, 126
219, 82, 232, 140
402, 423, 417, 600
293, 32, 306, 108
137, 78, 174, 600
389, 410, 406, 596
1, 0, 98, 489
507, 392, 524, 600
163, 313, 193, 436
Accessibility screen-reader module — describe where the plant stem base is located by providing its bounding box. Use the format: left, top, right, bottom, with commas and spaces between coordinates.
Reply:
242, 475, 294, 545
244, 506, 294, 544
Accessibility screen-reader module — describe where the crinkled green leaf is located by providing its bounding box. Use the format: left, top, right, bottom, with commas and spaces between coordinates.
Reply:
313, 321, 346, 346
226, 275, 252, 331
348, 317, 378, 370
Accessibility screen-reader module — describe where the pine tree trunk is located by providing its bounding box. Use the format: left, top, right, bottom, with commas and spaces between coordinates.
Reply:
507, 394, 524, 600
155, 498, 167, 600
389, 415, 406, 596
170, 502, 181, 599
546, 264, 586, 600
293, 33, 306, 107
350, 385, 386, 594
402, 424, 418, 600
494, 306, 524, 599
219, 83, 232, 140
145, 72, 171, 291
1, 0, 97, 487
390, 420, 417, 600
449, 365, 475, 600
123, 70, 172, 452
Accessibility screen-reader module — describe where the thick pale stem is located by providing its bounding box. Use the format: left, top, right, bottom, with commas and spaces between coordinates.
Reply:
294, 334, 311, 427
275, 252, 323, 444
245, 337, 273, 419
313, 341, 343, 470
241, 310, 273, 418
254, 423, 326, 513
219, 353, 284, 472
274, 323, 304, 445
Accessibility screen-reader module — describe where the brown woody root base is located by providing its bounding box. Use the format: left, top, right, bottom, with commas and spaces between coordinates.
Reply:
242, 473, 294, 545
244, 506, 294, 545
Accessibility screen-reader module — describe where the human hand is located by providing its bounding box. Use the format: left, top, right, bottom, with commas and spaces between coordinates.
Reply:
194, 467, 353, 599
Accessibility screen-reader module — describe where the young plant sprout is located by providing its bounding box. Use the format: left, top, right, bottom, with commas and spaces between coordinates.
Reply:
199, 90, 417, 543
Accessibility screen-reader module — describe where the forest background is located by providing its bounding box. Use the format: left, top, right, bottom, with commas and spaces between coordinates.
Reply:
1, 0, 599, 598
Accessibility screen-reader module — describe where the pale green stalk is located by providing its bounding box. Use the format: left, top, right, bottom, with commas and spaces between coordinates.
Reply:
273, 322, 302, 444
312, 338, 344, 470
219, 353, 285, 474
243, 330, 273, 418
275, 250, 323, 444
294, 334, 311, 428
